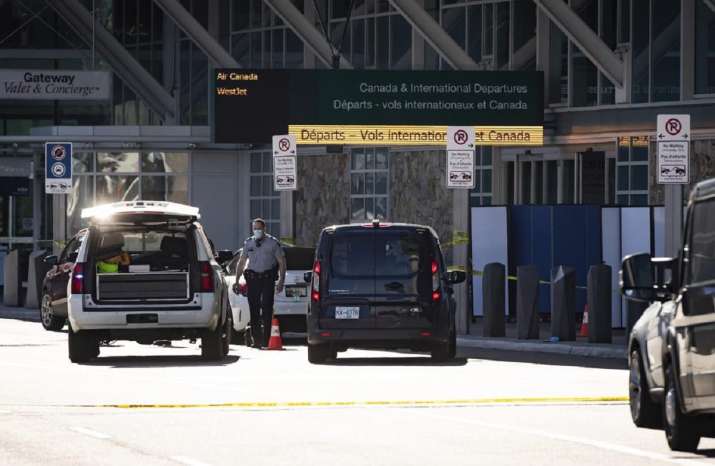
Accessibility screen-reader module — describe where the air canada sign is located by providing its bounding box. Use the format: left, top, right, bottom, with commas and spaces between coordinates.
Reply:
214, 69, 544, 146
0, 70, 111, 100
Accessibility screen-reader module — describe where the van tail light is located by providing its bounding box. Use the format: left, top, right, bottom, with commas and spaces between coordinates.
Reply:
431, 259, 441, 302
199, 261, 214, 292
311, 260, 321, 302
71, 263, 86, 294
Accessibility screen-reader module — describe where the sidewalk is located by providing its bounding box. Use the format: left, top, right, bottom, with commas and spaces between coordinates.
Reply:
0, 304, 40, 322
460, 319, 627, 360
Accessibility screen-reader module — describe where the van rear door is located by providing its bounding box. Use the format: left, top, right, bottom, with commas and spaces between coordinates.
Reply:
322, 230, 375, 329
373, 228, 434, 329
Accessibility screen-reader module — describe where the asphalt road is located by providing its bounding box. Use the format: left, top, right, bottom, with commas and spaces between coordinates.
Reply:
1, 318, 714, 466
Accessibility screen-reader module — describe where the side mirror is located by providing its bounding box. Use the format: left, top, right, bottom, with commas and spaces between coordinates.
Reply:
303, 271, 313, 283
620, 253, 654, 301
447, 270, 467, 285
216, 249, 234, 265
44, 255, 58, 266
651, 257, 678, 298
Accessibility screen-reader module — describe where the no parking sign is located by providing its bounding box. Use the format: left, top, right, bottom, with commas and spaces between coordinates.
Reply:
45, 142, 72, 194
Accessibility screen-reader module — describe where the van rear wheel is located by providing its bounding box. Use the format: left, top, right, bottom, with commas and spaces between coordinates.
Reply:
308, 343, 333, 364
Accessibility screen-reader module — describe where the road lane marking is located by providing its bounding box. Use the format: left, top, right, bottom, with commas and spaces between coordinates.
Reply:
70, 396, 628, 410
171, 455, 212, 466
414, 412, 713, 466
69, 426, 111, 440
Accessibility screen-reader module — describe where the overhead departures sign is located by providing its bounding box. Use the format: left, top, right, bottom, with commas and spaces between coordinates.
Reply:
214, 70, 544, 146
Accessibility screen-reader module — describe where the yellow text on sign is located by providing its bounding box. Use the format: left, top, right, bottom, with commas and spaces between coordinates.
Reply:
288, 125, 544, 146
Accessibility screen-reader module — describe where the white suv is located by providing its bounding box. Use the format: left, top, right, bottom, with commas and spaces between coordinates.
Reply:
66, 201, 231, 363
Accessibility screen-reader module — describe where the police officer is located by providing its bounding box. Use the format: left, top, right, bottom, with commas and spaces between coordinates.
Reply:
232, 218, 286, 348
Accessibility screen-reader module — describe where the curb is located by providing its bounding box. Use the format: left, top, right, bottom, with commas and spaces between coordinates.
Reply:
0, 307, 40, 323
458, 336, 626, 360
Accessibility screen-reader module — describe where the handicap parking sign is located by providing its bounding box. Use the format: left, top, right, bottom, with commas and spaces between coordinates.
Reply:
45, 142, 73, 194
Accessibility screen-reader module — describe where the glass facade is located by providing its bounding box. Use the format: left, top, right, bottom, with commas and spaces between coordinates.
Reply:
229, 0, 305, 68
696, 0, 715, 95
67, 151, 189, 233
350, 147, 389, 221
470, 147, 492, 206
249, 151, 281, 234
616, 137, 649, 206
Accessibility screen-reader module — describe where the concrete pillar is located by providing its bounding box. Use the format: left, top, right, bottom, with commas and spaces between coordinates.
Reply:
24, 250, 46, 309
517, 265, 540, 339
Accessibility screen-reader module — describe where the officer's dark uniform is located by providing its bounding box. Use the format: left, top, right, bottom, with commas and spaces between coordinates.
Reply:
239, 234, 285, 347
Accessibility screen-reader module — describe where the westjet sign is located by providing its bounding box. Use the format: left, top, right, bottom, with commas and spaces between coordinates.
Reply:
0, 70, 111, 100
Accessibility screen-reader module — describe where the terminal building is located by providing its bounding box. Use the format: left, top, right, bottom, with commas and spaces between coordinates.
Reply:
0, 0, 713, 327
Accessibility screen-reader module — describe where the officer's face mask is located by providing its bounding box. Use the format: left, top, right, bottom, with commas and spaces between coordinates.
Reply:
253, 229, 264, 240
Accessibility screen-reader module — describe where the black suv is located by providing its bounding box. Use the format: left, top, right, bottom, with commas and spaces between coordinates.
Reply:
40, 230, 87, 331
306, 221, 466, 363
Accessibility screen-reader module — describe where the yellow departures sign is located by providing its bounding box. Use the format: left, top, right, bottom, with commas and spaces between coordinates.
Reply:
289, 125, 543, 146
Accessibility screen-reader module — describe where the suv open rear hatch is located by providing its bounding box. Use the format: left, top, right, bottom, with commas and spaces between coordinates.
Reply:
82, 201, 200, 226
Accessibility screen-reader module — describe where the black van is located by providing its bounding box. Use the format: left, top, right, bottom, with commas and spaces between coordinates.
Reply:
306, 220, 466, 363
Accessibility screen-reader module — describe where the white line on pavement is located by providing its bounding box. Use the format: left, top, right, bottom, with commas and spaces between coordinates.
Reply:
69, 426, 111, 440
415, 411, 713, 466
171, 455, 212, 466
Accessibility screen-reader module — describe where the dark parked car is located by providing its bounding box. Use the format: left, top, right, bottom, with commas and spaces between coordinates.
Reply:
40, 230, 87, 331
622, 178, 715, 452
305, 220, 466, 363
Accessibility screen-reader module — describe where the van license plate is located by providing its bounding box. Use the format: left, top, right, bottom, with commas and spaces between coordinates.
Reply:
335, 307, 360, 319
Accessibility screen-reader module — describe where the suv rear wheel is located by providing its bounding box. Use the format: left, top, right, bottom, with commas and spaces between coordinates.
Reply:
308, 343, 334, 364
664, 363, 701, 452
40, 293, 66, 331
202, 314, 231, 361
68, 329, 99, 363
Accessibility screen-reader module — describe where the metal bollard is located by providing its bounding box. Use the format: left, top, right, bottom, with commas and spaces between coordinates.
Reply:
482, 262, 506, 337
587, 264, 612, 343
551, 266, 576, 341
517, 265, 540, 340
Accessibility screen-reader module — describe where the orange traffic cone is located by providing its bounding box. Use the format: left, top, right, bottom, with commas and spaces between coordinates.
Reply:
267, 318, 284, 350
579, 305, 589, 337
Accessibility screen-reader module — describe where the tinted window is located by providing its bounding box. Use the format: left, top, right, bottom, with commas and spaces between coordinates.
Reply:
690, 200, 715, 285
284, 247, 315, 270
330, 234, 374, 278
375, 235, 422, 277
327, 229, 433, 296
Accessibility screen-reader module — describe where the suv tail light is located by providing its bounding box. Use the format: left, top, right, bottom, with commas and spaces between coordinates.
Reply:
431, 259, 441, 302
71, 263, 86, 294
238, 282, 248, 296
199, 261, 214, 292
311, 260, 321, 302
